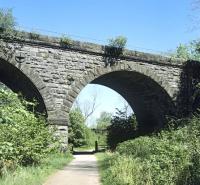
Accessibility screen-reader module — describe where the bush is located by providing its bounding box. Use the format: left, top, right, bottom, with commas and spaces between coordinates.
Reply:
107, 111, 137, 150
0, 89, 57, 175
60, 35, 73, 48
99, 116, 200, 185
108, 36, 127, 49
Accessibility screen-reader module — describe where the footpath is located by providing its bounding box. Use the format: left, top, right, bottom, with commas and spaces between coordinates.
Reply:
43, 154, 100, 185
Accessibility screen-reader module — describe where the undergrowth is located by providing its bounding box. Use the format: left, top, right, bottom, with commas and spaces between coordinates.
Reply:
97, 116, 200, 185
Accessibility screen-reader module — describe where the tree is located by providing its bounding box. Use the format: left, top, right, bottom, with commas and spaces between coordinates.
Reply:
173, 44, 190, 60
68, 108, 97, 147
68, 108, 87, 147
0, 8, 16, 30
96, 111, 112, 130
107, 109, 138, 150
73, 90, 99, 123
172, 41, 200, 61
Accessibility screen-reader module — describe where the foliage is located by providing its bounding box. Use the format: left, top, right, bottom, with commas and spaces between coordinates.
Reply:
172, 40, 200, 61
68, 108, 87, 147
0, 8, 19, 39
107, 110, 137, 150
84, 126, 97, 147
108, 36, 127, 49
68, 108, 97, 147
60, 35, 73, 47
0, 152, 73, 185
98, 116, 200, 185
93, 112, 112, 146
29, 32, 40, 40
0, 9, 16, 30
0, 89, 58, 175
96, 112, 112, 130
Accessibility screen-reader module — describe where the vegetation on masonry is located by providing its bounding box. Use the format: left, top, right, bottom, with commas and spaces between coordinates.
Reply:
59, 35, 73, 48
108, 36, 127, 49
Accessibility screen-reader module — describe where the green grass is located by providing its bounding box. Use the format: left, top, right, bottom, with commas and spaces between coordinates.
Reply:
0, 152, 73, 185
96, 117, 200, 185
96, 152, 114, 185
96, 152, 142, 185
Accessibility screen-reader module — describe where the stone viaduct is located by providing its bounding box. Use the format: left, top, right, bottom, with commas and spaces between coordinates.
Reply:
0, 32, 200, 143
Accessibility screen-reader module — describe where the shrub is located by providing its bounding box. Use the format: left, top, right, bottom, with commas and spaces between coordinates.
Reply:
108, 36, 127, 49
107, 111, 137, 150
60, 35, 73, 48
0, 89, 57, 175
29, 32, 40, 40
99, 116, 200, 185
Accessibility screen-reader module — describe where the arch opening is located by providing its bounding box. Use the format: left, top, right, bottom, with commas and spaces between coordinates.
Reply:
71, 84, 133, 126
0, 58, 47, 115
88, 70, 176, 134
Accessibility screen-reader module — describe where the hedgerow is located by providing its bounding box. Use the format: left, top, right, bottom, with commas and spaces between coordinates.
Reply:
0, 89, 58, 175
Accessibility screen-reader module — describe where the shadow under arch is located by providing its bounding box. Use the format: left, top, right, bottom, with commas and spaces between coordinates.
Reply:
64, 64, 177, 134
0, 57, 53, 116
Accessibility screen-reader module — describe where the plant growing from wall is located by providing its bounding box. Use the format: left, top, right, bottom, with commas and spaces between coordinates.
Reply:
108, 36, 127, 49
60, 35, 73, 48
105, 36, 127, 66
29, 31, 40, 40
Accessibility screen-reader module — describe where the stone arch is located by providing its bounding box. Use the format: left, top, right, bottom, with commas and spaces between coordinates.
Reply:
64, 63, 177, 134
0, 56, 54, 116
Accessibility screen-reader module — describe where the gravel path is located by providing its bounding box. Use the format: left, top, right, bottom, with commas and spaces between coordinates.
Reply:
43, 154, 100, 185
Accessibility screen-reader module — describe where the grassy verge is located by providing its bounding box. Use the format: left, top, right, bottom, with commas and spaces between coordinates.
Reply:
96, 117, 200, 185
0, 152, 73, 185
96, 152, 113, 185
96, 152, 139, 185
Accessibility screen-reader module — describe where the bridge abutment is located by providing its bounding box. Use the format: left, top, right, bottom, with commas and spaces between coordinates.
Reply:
48, 117, 69, 151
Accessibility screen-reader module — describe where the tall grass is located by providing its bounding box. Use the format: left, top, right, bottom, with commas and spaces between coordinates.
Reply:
0, 152, 73, 185
97, 116, 200, 185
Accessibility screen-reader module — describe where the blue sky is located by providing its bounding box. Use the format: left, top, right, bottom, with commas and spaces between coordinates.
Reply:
1, 0, 199, 52
1, 0, 200, 123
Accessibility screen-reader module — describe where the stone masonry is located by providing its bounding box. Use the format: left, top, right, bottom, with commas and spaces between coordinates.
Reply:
0, 32, 199, 142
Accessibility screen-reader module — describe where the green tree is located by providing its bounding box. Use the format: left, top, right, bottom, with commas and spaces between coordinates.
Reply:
107, 109, 137, 150
174, 44, 190, 60
0, 89, 56, 174
68, 108, 88, 147
69, 108, 97, 147
0, 8, 16, 30
172, 41, 200, 61
96, 111, 112, 130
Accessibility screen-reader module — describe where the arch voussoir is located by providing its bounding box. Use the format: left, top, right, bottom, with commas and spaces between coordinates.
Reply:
0, 56, 54, 117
